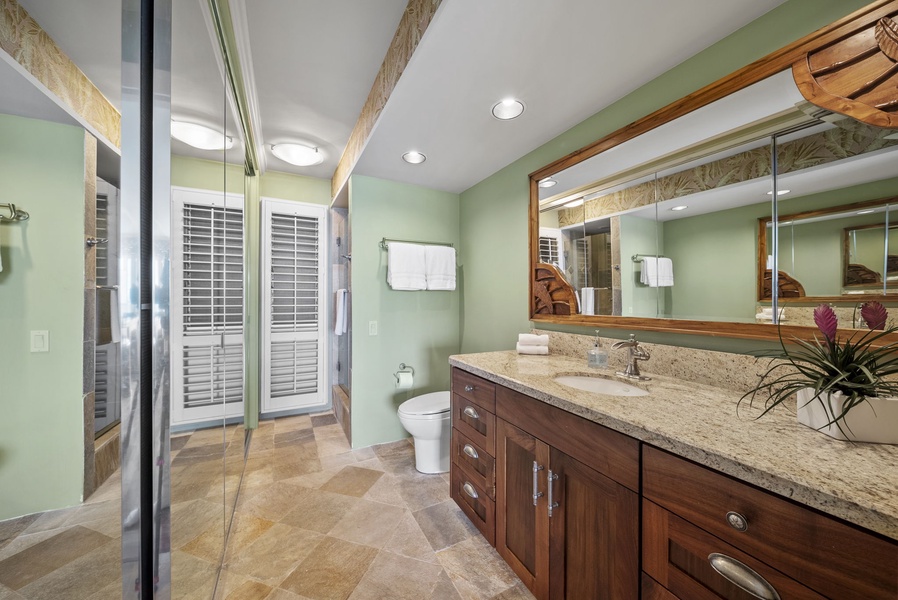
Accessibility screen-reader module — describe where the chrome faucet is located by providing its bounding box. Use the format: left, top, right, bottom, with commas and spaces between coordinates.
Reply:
611, 334, 651, 380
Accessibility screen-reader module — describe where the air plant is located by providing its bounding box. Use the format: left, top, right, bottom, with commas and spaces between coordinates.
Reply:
740, 301, 898, 436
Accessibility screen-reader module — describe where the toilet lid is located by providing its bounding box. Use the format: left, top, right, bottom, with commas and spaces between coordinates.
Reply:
398, 391, 450, 416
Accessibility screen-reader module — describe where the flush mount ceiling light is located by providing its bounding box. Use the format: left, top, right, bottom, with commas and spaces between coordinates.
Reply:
670, 205, 688, 211
538, 178, 557, 188
857, 209, 877, 215
170, 121, 234, 150
401, 151, 426, 164
271, 143, 324, 167
766, 189, 791, 196
491, 98, 525, 120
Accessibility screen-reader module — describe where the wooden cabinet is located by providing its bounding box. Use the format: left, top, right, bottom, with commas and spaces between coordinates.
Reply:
495, 386, 640, 600
449, 368, 497, 545
643, 446, 898, 600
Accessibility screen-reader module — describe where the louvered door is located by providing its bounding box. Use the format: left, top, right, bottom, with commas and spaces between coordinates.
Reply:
262, 198, 327, 414
171, 187, 245, 426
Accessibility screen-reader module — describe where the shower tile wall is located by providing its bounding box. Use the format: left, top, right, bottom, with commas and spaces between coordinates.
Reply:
330, 207, 351, 440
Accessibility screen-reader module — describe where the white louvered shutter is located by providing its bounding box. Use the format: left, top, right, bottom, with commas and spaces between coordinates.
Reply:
538, 227, 564, 271
262, 198, 327, 414
171, 188, 245, 425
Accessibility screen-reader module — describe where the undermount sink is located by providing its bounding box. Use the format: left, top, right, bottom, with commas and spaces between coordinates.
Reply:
554, 375, 649, 397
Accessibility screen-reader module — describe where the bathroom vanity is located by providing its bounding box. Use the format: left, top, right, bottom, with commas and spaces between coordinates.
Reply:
448, 354, 898, 600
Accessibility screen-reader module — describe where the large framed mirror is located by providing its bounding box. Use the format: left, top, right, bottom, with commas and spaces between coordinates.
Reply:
529, 1, 898, 341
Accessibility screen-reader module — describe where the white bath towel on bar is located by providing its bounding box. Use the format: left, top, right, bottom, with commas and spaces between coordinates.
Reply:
657, 257, 674, 287
640, 257, 658, 286
424, 245, 456, 290
387, 242, 427, 290
518, 333, 548, 346
335, 289, 348, 335
580, 287, 595, 315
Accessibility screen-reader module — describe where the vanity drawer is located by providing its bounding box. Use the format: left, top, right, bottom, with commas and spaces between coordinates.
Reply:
643, 446, 898, 599
643, 499, 826, 600
452, 395, 496, 455
452, 368, 496, 413
450, 465, 495, 546
452, 429, 495, 500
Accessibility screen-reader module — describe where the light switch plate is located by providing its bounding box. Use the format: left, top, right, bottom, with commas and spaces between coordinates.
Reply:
368, 321, 378, 336
30, 330, 49, 353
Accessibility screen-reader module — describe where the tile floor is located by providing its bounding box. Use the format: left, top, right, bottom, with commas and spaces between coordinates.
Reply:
0, 413, 533, 600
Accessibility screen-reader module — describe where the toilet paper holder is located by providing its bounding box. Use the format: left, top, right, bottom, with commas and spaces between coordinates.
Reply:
394, 363, 415, 383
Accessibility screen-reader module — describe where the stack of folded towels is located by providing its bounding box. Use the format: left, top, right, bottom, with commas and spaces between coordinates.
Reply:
517, 333, 549, 355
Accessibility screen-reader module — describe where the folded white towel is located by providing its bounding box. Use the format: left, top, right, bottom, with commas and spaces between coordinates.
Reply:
516, 343, 548, 355
424, 245, 456, 290
640, 257, 658, 286
387, 242, 427, 290
335, 289, 348, 335
657, 257, 674, 287
580, 287, 595, 315
518, 334, 549, 346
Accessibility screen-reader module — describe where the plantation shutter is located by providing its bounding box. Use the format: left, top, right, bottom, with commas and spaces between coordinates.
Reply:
538, 227, 564, 271
171, 188, 245, 425
262, 198, 327, 413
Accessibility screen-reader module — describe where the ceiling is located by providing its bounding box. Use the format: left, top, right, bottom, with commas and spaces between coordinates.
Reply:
12, 0, 790, 196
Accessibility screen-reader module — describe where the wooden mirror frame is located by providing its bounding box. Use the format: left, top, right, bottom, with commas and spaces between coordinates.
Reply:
757, 197, 898, 303
529, 0, 898, 343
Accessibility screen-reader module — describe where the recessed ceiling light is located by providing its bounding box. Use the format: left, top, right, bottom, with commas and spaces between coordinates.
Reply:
670, 205, 688, 211
538, 178, 557, 188
564, 198, 584, 208
857, 209, 876, 215
170, 121, 234, 150
402, 151, 426, 164
271, 143, 324, 167
492, 98, 525, 120
766, 189, 791, 196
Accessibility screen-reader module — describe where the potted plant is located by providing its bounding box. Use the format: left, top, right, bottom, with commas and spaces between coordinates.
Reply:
742, 301, 898, 444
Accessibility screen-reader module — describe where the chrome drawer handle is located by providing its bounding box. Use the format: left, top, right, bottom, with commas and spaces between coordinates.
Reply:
464, 384, 475, 392
708, 553, 781, 600
532, 461, 544, 506
548, 470, 559, 517
462, 482, 479, 500
726, 511, 749, 532
463, 444, 479, 460
463, 406, 480, 420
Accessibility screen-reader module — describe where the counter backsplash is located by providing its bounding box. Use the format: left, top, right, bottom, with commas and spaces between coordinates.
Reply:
533, 329, 768, 394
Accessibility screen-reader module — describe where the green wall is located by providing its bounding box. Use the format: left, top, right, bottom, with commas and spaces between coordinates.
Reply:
0, 114, 86, 519
349, 175, 461, 448
458, 0, 873, 353
619, 214, 663, 317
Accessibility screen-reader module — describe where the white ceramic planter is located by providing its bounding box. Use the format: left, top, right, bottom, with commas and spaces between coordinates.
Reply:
796, 388, 898, 444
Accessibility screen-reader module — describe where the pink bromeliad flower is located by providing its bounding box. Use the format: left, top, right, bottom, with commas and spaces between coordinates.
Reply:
861, 301, 888, 331
813, 304, 838, 341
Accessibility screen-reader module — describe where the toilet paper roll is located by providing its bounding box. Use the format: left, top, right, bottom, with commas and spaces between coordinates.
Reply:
396, 371, 414, 389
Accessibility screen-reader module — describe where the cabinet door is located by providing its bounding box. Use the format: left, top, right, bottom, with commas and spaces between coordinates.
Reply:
548, 447, 639, 600
496, 419, 550, 600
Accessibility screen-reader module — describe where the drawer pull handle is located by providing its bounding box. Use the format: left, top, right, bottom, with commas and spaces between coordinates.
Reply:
462, 482, 479, 500
463, 444, 479, 460
708, 553, 781, 600
548, 470, 559, 517
532, 461, 544, 506
463, 406, 480, 420
726, 511, 749, 532
464, 384, 475, 392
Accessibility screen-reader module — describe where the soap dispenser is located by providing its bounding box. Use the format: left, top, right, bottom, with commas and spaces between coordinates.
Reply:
587, 330, 608, 368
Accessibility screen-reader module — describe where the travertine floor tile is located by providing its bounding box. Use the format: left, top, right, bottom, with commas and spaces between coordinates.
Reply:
280, 488, 359, 534
171, 550, 219, 600
437, 536, 522, 600
315, 436, 352, 458
310, 414, 338, 428
319, 466, 383, 498
183, 512, 274, 563
385, 511, 440, 564
0, 516, 39, 546
213, 570, 272, 600
347, 550, 443, 600
396, 471, 451, 512
0, 526, 111, 590
0, 582, 25, 600
488, 583, 536, 599
170, 499, 226, 550
429, 570, 464, 600
225, 523, 322, 587
414, 501, 478, 552
20, 506, 80, 535
328, 500, 404, 549
16, 538, 120, 600
279, 536, 377, 600
237, 481, 309, 522
264, 588, 313, 600
362, 473, 406, 508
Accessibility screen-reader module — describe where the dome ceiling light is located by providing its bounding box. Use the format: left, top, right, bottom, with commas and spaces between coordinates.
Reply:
538, 178, 557, 188
402, 151, 427, 164
670, 205, 688, 211
766, 189, 791, 196
170, 121, 234, 151
271, 143, 324, 167
492, 98, 525, 120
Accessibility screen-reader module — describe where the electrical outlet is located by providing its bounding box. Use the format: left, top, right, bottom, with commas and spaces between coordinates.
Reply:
368, 321, 378, 336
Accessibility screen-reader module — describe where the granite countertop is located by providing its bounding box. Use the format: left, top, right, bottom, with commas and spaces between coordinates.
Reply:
449, 351, 898, 542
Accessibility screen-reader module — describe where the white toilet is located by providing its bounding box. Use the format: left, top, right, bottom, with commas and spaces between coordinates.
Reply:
397, 391, 451, 474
